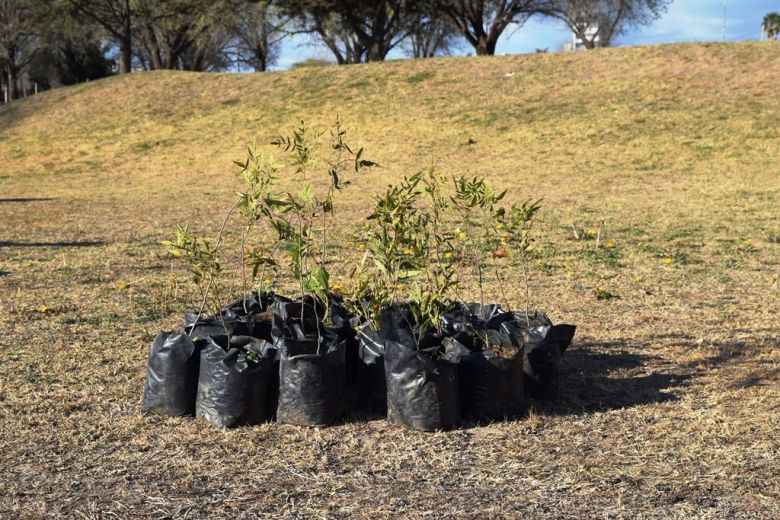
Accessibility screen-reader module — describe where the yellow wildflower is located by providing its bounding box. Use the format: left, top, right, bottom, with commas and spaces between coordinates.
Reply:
36, 305, 50, 313
606, 241, 615, 249
117, 282, 128, 291
663, 257, 673, 265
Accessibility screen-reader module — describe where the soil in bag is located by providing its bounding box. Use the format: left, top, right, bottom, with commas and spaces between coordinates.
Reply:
227, 292, 278, 341
184, 292, 279, 342
276, 331, 346, 427
513, 311, 576, 400
141, 332, 201, 416
271, 297, 324, 343
183, 309, 249, 341
195, 336, 275, 427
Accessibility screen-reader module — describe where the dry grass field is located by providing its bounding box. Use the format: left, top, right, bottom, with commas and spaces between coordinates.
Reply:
1, 42, 778, 518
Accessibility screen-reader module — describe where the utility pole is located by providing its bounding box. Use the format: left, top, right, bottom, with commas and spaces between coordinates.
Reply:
722, 0, 727, 41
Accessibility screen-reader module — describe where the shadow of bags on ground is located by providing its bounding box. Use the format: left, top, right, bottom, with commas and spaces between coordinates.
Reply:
536, 341, 692, 415
0, 198, 56, 203
0, 240, 104, 248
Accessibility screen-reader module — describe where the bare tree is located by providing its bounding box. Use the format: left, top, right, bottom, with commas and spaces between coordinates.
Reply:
282, 1, 361, 64
39, 7, 114, 87
178, 24, 233, 71
229, 0, 289, 71
405, 13, 462, 58
340, 0, 417, 62
0, 0, 47, 99
134, 0, 224, 70
67, 0, 133, 73
543, 0, 670, 49
284, 0, 419, 64
436, 0, 546, 56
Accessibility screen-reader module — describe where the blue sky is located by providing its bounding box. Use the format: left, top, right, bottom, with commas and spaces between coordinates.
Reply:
273, 0, 779, 69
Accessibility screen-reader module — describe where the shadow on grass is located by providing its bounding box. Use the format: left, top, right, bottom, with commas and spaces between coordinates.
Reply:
0, 240, 104, 248
0, 198, 56, 203
537, 341, 691, 415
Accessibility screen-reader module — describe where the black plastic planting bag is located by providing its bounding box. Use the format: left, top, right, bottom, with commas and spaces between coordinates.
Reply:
272, 297, 357, 354
456, 326, 526, 421
440, 302, 512, 347
513, 312, 576, 400
184, 293, 278, 342
233, 292, 275, 315
357, 325, 387, 414
141, 332, 201, 416
184, 309, 260, 342
459, 350, 525, 420
271, 298, 323, 343
384, 337, 462, 432
440, 303, 527, 420
330, 298, 360, 384
195, 337, 275, 428
276, 335, 346, 427
229, 292, 276, 342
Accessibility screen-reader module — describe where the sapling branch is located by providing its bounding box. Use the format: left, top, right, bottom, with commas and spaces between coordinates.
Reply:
191, 199, 241, 340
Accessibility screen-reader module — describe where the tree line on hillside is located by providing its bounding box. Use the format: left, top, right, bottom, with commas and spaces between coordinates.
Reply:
0, 0, 672, 100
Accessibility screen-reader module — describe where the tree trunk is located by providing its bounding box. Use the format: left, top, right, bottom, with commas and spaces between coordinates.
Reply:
7, 66, 18, 100
119, 0, 132, 73
119, 33, 132, 73
476, 34, 496, 56
366, 41, 386, 62
255, 47, 267, 72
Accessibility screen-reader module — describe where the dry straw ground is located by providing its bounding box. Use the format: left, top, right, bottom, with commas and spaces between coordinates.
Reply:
1, 42, 778, 518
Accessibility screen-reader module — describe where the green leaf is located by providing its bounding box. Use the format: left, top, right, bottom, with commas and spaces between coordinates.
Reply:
309, 265, 330, 291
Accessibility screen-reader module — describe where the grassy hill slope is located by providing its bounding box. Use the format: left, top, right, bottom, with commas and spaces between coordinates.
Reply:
0, 43, 778, 518
2, 42, 779, 245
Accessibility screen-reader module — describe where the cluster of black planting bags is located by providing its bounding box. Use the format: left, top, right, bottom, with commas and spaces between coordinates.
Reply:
141, 294, 576, 432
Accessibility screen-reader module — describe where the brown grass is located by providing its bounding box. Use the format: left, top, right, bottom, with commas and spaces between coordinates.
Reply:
1, 42, 779, 518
